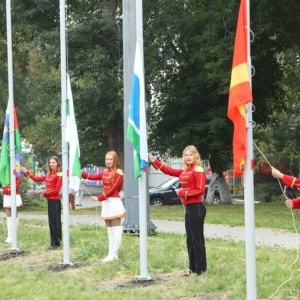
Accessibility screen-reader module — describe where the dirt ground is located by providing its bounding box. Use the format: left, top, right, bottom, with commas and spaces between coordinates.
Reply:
0, 250, 225, 299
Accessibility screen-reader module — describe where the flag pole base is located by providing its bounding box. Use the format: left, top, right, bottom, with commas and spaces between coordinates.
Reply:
8, 248, 22, 254
134, 275, 152, 281
59, 262, 74, 268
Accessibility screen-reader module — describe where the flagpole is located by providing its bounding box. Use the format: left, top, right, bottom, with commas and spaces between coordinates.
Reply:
60, 0, 72, 265
244, 0, 257, 298
6, 0, 18, 251
122, 0, 156, 245
134, 0, 151, 280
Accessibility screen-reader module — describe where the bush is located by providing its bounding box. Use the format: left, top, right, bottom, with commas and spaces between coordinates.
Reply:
254, 182, 282, 202
19, 190, 47, 211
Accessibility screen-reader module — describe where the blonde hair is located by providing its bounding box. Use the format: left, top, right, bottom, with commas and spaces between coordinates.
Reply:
182, 145, 202, 171
46, 156, 61, 174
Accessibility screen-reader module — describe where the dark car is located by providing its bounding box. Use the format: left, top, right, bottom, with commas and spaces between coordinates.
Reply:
149, 176, 220, 206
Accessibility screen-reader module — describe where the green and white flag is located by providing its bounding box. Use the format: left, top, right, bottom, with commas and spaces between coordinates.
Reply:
66, 74, 81, 191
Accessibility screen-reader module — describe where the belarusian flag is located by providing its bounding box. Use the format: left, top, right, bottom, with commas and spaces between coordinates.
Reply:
66, 74, 81, 191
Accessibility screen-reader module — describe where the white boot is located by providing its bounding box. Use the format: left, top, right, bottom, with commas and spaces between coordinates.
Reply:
5, 217, 19, 243
111, 226, 123, 259
101, 227, 114, 262
4, 217, 11, 243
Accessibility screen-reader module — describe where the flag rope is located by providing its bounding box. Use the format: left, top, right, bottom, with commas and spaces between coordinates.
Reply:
253, 142, 299, 297
81, 184, 107, 257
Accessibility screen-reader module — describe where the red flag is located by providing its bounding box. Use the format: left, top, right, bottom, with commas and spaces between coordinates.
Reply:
228, 0, 253, 178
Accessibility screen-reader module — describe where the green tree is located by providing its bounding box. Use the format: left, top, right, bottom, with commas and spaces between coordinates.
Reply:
0, 1, 123, 166
254, 47, 300, 176
0, 0, 299, 203
66, 0, 123, 165
142, 0, 299, 202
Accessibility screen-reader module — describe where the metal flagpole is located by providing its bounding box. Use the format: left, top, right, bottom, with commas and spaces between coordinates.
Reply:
137, 175, 151, 279
122, 0, 140, 234
244, 0, 256, 298
6, 0, 18, 252
60, 0, 72, 265
135, 0, 151, 280
122, 0, 156, 234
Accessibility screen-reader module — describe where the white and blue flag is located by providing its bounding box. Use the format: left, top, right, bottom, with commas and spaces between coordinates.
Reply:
127, 42, 148, 179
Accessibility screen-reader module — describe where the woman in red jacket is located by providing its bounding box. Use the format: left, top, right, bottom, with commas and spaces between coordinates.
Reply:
21, 156, 62, 249
82, 151, 125, 262
272, 167, 300, 209
149, 145, 207, 275
0, 177, 23, 243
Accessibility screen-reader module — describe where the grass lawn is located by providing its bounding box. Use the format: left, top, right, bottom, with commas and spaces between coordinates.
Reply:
1, 201, 300, 299
150, 201, 299, 231
0, 218, 299, 300
54, 198, 299, 231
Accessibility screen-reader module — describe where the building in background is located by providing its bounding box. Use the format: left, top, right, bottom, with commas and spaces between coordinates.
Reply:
82, 166, 104, 187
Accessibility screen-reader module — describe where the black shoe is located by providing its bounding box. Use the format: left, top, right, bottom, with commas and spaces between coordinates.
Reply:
49, 242, 60, 250
48, 246, 58, 250
182, 271, 204, 277
194, 271, 204, 276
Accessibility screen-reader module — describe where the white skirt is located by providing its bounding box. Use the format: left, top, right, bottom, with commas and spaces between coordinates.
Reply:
101, 197, 126, 220
3, 194, 22, 208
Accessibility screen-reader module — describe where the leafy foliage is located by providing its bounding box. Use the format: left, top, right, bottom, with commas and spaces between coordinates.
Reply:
143, 0, 298, 175
0, 0, 299, 176
0, 0, 123, 166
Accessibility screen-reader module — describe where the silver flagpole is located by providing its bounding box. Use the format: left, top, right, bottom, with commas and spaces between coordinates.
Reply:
244, 0, 256, 298
135, 0, 151, 280
6, 0, 18, 251
122, 0, 156, 237
60, 0, 72, 265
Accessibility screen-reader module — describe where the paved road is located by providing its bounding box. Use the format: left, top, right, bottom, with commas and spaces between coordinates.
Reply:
16, 196, 300, 250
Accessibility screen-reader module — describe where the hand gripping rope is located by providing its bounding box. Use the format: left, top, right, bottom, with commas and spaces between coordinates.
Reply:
253, 142, 299, 298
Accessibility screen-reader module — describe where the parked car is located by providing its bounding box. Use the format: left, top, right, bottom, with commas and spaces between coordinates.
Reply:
149, 176, 220, 206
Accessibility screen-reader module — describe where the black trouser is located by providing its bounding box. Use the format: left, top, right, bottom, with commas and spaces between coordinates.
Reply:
185, 202, 207, 274
47, 200, 62, 247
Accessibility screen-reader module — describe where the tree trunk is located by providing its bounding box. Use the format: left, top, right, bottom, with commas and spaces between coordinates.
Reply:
103, 0, 124, 166
102, 0, 117, 26
107, 122, 124, 167
206, 173, 232, 204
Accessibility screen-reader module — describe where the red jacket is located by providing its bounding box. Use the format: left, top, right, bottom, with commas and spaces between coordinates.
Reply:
82, 169, 123, 201
151, 159, 206, 205
2, 177, 22, 195
282, 175, 300, 209
24, 170, 62, 200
